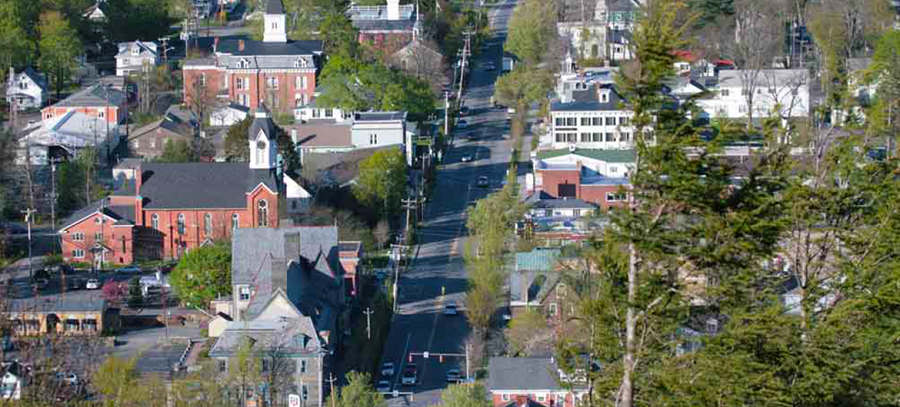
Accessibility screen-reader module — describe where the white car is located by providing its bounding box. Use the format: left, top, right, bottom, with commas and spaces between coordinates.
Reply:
86, 279, 101, 290
376, 380, 391, 393
381, 362, 395, 377
444, 304, 458, 316
445, 368, 461, 383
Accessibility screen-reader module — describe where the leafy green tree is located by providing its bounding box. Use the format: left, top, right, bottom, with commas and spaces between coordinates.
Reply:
436, 383, 492, 407
103, 0, 175, 44
158, 139, 193, 163
318, 10, 360, 57
127, 277, 143, 308
504, 0, 558, 66
224, 117, 252, 161
353, 149, 407, 220
0, 1, 37, 81
327, 371, 385, 407
170, 240, 232, 308
92, 356, 156, 407
38, 11, 83, 99
869, 30, 900, 154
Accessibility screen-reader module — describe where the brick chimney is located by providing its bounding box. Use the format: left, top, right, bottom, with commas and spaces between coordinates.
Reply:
238, 40, 245, 51
134, 166, 143, 226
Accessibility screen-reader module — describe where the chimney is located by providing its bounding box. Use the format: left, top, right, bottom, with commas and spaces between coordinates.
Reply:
134, 166, 144, 226
238, 40, 245, 51
387, 0, 400, 20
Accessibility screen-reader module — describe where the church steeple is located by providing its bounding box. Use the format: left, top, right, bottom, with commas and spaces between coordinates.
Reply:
263, 0, 287, 43
249, 104, 278, 170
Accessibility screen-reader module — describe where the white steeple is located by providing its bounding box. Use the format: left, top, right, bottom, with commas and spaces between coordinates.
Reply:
263, 0, 287, 43
249, 105, 278, 170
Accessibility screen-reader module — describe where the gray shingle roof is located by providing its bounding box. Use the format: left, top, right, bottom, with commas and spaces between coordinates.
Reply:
266, 0, 285, 14
59, 200, 135, 229
352, 19, 416, 32
551, 84, 625, 112
232, 226, 344, 319
488, 358, 566, 391
248, 106, 276, 142
55, 84, 127, 108
217, 39, 323, 56
354, 112, 406, 121
18, 68, 48, 91
209, 312, 323, 357
138, 163, 280, 209
7, 296, 107, 313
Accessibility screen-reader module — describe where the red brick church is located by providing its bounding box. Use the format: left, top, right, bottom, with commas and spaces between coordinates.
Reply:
59, 106, 287, 266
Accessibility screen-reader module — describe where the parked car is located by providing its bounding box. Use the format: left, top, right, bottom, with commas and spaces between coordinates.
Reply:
446, 368, 461, 383
460, 154, 473, 163
401, 364, 418, 385
116, 266, 142, 274
459, 106, 470, 116
381, 362, 396, 377
49, 264, 74, 274
477, 176, 490, 188
85, 279, 101, 290
376, 380, 392, 393
444, 304, 459, 316
457, 119, 468, 129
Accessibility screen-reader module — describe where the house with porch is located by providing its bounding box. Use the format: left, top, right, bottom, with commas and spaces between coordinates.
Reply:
6, 68, 48, 111
4, 297, 119, 336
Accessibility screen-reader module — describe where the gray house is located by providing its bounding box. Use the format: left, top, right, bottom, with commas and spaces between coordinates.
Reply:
350, 111, 414, 165
6, 68, 48, 111
211, 226, 347, 407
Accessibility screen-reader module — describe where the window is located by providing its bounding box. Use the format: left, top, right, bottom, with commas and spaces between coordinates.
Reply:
301, 385, 309, 401
238, 59, 249, 68
199, 73, 206, 87
720, 89, 729, 97
236, 77, 245, 90
538, 393, 547, 402
620, 117, 630, 125
370, 134, 378, 145
256, 140, 267, 164
239, 286, 251, 301
791, 88, 799, 96
739, 104, 748, 113
99, 110, 105, 118
573, 209, 580, 217
204, 213, 213, 236
741, 89, 749, 96
72, 232, 84, 242
402, 59, 408, 70
558, 283, 567, 297
94, 232, 103, 241
580, 133, 590, 142
549, 303, 558, 316
605, 133, 614, 142
151, 214, 159, 230
555, 118, 563, 126
18, 81, 26, 90
610, 165, 618, 174
580, 117, 591, 126
592, 133, 602, 142
150, 140, 156, 148
177, 214, 185, 234
592, 117, 602, 126
257, 200, 268, 227
325, 109, 333, 118
301, 76, 308, 90
232, 213, 239, 229
271, 21, 277, 29
312, 109, 320, 118
300, 359, 308, 373
621, 133, 631, 142
73, 249, 85, 258
606, 192, 627, 202
266, 77, 278, 90
261, 359, 271, 372
565, 117, 576, 126
131, 47, 139, 55
556, 134, 564, 142
502, 394, 510, 402
605, 117, 615, 125
218, 359, 227, 373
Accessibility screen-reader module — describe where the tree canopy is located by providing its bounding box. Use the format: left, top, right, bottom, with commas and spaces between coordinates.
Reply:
353, 149, 407, 221
39, 11, 83, 98
170, 241, 232, 308
504, 0, 558, 67
327, 371, 386, 407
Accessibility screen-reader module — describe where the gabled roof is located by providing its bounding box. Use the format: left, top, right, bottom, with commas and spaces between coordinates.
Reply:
393, 39, 443, 58
217, 39, 323, 56
266, 0, 285, 14
488, 358, 575, 391
137, 163, 280, 209
129, 118, 193, 141
59, 199, 135, 230
13, 68, 48, 91
536, 148, 636, 163
551, 84, 626, 112
249, 105, 276, 142
53, 84, 127, 108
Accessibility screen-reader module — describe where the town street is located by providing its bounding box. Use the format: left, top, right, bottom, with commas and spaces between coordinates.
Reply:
378, 1, 519, 406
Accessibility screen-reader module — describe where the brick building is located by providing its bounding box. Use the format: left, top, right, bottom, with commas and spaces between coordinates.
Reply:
349, 0, 421, 56
530, 148, 634, 209
40, 84, 127, 124
182, 0, 322, 114
488, 357, 588, 407
59, 106, 292, 266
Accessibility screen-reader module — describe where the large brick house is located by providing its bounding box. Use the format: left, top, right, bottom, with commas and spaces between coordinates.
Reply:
530, 148, 634, 209
349, 0, 421, 55
182, 0, 322, 114
58, 106, 292, 266
488, 357, 588, 407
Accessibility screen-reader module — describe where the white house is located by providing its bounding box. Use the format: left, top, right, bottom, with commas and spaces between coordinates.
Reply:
556, 0, 640, 61
115, 41, 160, 76
210, 103, 250, 127
696, 69, 810, 124
6, 68, 48, 111
83, 1, 107, 21
546, 84, 635, 150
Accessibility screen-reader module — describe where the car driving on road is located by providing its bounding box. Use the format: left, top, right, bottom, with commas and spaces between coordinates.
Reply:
461, 154, 473, 163
457, 119, 468, 129
444, 304, 459, 316
446, 368, 461, 383
401, 364, 417, 385
477, 176, 490, 188
381, 362, 395, 377
376, 380, 392, 393
459, 106, 470, 116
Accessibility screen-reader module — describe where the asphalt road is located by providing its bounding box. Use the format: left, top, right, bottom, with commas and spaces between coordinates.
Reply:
377, 1, 519, 406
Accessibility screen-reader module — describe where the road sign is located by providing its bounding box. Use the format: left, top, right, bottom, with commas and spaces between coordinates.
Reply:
288, 394, 301, 407
393, 390, 399, 398
423, 351, 430, 359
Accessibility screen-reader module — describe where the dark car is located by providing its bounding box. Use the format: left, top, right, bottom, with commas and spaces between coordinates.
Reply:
50, 264, 74, 275
401, 364, 418, 385
459, 106, 470, 116
477, 176, 490, 188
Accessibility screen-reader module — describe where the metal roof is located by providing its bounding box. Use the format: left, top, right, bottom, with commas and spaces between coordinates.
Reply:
54, 84, 126, 108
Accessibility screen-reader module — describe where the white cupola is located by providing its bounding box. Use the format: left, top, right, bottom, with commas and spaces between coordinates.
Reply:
263, 0, 287, 43
249, 105, 278, 170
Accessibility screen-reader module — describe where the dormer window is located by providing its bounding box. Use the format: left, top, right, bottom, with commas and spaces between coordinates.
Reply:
238, 58, 249, 69
131, 46, 139, 55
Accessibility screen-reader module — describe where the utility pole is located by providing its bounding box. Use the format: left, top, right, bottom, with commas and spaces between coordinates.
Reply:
444, 91, 450, 138
363, 307, 374, 340
325, 373, 337, 407
158, 36, 170, 66
21, 208, 36, 280
457, 29, 473, 102
50, 157, 62, 253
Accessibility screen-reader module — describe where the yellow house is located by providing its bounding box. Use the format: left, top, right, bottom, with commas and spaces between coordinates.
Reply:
5, 297, 119, 336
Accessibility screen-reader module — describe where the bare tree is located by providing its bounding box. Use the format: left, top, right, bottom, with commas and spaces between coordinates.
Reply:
391, 40, 450, 95
373, 220, 390, 251
730, 0, 787, 127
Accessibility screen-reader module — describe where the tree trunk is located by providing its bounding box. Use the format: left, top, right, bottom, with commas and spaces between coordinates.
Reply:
619, 242, 636, 407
